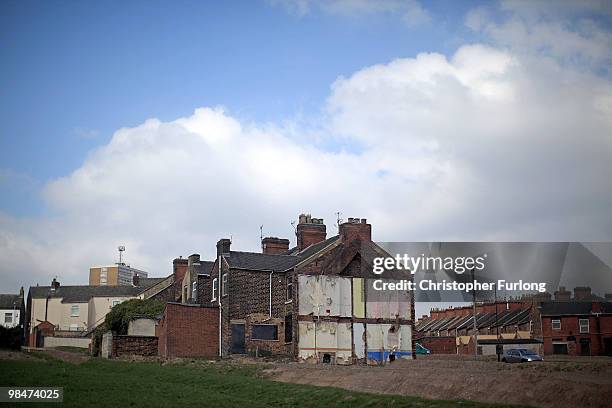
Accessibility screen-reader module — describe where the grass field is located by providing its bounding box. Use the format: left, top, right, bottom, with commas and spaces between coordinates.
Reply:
0, 353, 528, 407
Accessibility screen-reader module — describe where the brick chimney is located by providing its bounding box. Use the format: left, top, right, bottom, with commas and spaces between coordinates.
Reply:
217, 238, 231, 257
574, 286, 591, 301
173, 257, 189, 285
339, 217, 371, 243
592, 301, 602, 313
296, 214, 326, 251
262, 237, 290, 254
554, 286, 571, 301
188, 253, 201, 267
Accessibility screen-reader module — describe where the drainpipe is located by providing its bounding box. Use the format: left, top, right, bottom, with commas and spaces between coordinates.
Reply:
218, 255, 222, 358
269, 271, 273, 318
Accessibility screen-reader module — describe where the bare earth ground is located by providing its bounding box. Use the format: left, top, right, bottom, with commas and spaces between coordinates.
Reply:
262, 355, 612, 408
5, 349, 610, 407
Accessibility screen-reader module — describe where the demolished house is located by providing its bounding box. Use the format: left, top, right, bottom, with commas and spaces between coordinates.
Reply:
191, 214, 415, 364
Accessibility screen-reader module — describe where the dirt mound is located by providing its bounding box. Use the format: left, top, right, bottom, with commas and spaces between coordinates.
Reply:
267, 357, 612, 407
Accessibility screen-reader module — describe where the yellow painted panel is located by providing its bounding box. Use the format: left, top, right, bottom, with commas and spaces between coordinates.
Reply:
352, 278, 364, 318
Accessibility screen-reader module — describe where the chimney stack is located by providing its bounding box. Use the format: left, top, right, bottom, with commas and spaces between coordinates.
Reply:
339, 217, 371, 243
173, 257, 189, 283
217, 239, 231, 257
188, 253, 201, 267
262, 237, 290, 255
296, 214, 326, 251
574, 286, 591, 301
19, 286, 24, 298
554, 286, 571, 301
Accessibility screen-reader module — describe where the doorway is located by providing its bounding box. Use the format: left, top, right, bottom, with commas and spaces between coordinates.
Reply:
231, 324, 245, 354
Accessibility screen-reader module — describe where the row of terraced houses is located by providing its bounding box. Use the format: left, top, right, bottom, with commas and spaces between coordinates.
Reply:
18, 214, 415, 365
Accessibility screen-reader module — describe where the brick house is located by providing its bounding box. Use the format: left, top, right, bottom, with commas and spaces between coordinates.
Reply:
194, 214, 415, 364
540, 301, 612, 356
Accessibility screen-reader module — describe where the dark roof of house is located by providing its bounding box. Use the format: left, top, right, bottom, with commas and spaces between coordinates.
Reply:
225, 251, 301, 272
138, 278, 166, 288
540, 301, 611, 316
294, 235, 340, 259
29, 279, 162, 303
0, 294, 22, 309
195, 260, 215, 276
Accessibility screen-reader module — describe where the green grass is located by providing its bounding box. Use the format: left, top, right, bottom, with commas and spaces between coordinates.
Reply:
0, 356, 527, 407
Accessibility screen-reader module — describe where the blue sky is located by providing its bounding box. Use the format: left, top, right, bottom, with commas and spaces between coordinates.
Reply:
0, 0, 488, 215
1, 0, 611, 301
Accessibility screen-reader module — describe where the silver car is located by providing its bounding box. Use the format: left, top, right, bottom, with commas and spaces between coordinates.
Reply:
502, 348, 543, 363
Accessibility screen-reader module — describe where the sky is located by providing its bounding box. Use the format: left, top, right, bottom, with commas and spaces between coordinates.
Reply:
1, 0, 612, 316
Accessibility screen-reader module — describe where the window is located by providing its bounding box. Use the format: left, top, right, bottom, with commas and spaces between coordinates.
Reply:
183, 286, 188, 302
579, 318, 589, 333
4, 313, 12, 324
286, 279, 293, 302
192, 281, 197, 301
212, 278, 218, 301
552, 319, 561, 330
69, 324, 79, 331
71, 305, 80, 317
112, 300, 120, 307
252, 324, 278, 341
222, 274, 228, 296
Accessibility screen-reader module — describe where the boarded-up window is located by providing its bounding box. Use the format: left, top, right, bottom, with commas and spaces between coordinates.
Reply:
252, 324, 278, 341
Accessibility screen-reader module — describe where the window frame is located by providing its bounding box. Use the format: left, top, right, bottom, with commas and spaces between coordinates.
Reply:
551, 319, 561, 330
4, 312, 12, 324
111, 300, 120, 307
579, 318, 589, 333
71, 304, 80, 317
286, 279, 293, 303
212, 278, 218, 301
192, 281, 197, 301
251, 324, 279, 341
222, 273, 228, 297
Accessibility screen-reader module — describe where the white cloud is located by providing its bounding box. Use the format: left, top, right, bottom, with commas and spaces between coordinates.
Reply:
466, 0, 612, 70
1, 2, 611, 293
268, 0, 430, 25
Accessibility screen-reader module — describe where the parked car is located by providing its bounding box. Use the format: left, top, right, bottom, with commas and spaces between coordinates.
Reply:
502, 348, 543, 363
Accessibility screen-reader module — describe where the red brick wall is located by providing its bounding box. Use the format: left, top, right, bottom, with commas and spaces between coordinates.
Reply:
157, 302, 219, 358
542, 315, 612, 356
113, 335, 158, 357
419, 336, 456, 354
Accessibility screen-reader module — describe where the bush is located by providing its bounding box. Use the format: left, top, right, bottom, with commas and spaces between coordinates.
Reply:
0, 326, 22, 350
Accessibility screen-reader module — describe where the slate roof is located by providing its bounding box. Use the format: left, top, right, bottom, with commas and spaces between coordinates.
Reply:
294, 235, 340, 259
29, 278, 162, 303
0, 294, 22, 309
138, 278, 166, 288
225, 251, 301, 272
539, 301, 610, 316
195, 260, 215, 276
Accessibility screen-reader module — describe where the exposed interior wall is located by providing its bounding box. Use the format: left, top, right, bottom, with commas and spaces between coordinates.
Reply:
297, 274, 413, 365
